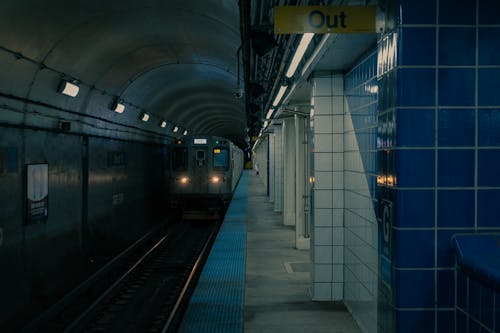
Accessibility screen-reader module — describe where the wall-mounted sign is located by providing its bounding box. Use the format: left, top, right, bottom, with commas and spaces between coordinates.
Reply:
274, 6, 376, 34
26, 164, 48, 224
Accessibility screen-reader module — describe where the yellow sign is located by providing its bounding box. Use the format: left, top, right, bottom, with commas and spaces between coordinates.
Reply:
274, 6, 376, 34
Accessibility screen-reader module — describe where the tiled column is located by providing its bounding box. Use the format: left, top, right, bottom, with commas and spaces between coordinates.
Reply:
273, 122, 283, 212
310, 73, 344, 301
295, 115, 310, 250
268, 132, 275, 203
377, 1, 500, 332
283, 118, 296, 226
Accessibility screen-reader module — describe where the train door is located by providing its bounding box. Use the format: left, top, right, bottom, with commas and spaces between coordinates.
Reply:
194, 147, 208, 193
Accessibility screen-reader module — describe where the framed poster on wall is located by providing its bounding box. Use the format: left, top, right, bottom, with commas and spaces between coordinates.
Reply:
26, 164, 48, 224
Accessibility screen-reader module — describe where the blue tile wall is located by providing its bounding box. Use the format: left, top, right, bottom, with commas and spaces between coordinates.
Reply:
478, 150, 500, 186
479, 69, 500, 105
439, 28, 475, 66
455, 269, 499, 333
438, 149, 475, 187
437, 190, 475, 228
396, 190, 434, 228
395, 269, 434, 307
377, 0, 500, 332
397, 69, 436, 106
479, 0, 500, 24
396, 109, 435, 147
478, 28, 500, 65
439, 0, 476, 24
438, 69, 475, 106
399, 28, 436, 66
438, 109, 475, 146
478, 109, 500, 146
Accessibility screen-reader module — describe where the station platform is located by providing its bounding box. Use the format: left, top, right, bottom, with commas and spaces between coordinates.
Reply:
179, 170, 361, 332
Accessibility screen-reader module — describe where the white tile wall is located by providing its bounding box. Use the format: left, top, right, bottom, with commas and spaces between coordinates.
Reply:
313, 77, 332, 96
343, 64, 378, 333
332, 153, 344, 171
314, 134, 333, 153
315, 171, 333, 189
311, 74, 345, 301
314, 97, 333, 115
314, 153, 334, 171
314, 115, 334, 133
313, 283, 332, 301
314, 264, 333, 282
333, 245, 344, 263
332, 282, 343, 300
314, 245, 333, 263
332, 190, 344, 209
315, 227, 333, 245
315, 190, 333, 208
332, 209, 343, 227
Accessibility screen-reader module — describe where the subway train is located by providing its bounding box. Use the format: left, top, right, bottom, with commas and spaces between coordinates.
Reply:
169, 135, 243, 219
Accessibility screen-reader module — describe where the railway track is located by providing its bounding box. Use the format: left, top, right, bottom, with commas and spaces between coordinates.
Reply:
20, 220, 220, 333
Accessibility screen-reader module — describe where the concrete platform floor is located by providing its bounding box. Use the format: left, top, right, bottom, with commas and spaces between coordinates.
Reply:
244, 172, 362, 333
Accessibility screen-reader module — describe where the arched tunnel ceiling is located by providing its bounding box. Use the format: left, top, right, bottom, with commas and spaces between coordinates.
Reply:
0, 0, 246, 144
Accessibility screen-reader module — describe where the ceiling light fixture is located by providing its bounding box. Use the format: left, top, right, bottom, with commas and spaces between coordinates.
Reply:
173, 125, 179, 133
285, 33, 314, 78
265, 109, 275, 119
183, 129, 188, 136
140, 112, 150, 122
160, 120, 167, 128
58, 80, 79, 97
110, 99, 125, 114
272, 85, 287, 107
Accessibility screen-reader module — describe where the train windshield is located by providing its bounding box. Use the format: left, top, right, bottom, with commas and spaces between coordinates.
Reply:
172, 147, 188, 171
213, 147, 229, 170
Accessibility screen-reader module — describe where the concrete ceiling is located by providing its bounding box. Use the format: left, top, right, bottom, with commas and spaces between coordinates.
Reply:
0, 0, 245, 143
287, 33, 377, 106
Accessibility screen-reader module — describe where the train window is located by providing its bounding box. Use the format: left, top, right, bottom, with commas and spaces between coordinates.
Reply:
213, 147, 229, 170
172, 147, 188, 171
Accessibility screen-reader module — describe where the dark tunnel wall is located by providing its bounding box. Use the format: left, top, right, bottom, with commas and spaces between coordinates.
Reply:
0, 126, 169, 328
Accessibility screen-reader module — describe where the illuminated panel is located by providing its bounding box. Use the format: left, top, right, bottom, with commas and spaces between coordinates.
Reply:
194, 138, 207, 144
213, 148, 221, 154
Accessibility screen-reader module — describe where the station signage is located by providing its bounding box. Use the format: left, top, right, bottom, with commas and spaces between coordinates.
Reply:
274, 6, 376, 34
26, 163, 49, 225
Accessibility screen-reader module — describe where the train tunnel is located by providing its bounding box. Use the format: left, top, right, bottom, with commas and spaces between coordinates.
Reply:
1, 0, 500, 332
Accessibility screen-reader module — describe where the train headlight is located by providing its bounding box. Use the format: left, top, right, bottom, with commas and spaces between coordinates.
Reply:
211, 176, 220, 184
179, 176, 189, 184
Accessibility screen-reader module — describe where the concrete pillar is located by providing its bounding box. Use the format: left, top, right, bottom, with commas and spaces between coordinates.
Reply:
283, 118, 296, 226
295, 115, 310, 250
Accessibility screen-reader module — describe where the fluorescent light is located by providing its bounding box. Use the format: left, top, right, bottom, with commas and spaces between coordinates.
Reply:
272, 85, 287, 107
173, 125, 179, 133
263, 120, 269, 128
59, 80, 79, 97
285, 33, 314, 78
140, 113, 150, 122
160, 120, 167, 128
114, 102, 125, 113
265, 109, 274, 119
183, 129, 188, 136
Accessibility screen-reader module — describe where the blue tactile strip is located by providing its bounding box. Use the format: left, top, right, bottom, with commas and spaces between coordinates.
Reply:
179, 171, 248, 333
